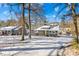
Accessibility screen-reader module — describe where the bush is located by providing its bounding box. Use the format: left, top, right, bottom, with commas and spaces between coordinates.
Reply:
71, 38, 79, 49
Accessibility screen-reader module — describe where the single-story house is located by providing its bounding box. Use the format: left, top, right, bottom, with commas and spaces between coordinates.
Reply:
0, 26, 28, 35
34, 25, 60, 36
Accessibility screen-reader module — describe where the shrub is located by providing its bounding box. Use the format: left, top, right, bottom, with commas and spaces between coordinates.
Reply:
71, 38, 79, 49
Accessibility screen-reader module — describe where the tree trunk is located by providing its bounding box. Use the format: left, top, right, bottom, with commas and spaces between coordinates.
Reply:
21, 3, 25, 41
73, 17, 79, 43
28, 3, 31, 39
71, 4, 79, 43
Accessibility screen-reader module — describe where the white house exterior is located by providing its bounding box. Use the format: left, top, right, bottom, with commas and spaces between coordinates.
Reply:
35, 25, 60, 36
0, 26, 27, 35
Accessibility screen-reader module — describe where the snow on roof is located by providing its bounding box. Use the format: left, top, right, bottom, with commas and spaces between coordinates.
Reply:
35, 25, 60, 31
14, 26, 22, 30
49, 26, 60, 31
35, 25, 50, 30
0, 26, 17, 31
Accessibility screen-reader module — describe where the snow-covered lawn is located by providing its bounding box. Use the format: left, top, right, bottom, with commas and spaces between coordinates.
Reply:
0, 36, 72, 56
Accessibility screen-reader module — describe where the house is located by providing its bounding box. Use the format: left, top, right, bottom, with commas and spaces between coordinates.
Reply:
34, 25, 60, 36
0, 26, 17, 35
0, 26, 27, 35
59, 25, 72, 35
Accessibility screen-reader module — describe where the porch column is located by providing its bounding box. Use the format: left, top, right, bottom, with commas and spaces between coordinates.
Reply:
45, 30, 47, 36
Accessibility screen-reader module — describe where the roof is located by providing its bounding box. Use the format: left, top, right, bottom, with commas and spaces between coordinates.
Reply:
35, 25, 50, 30
35, 25, 60, 31
49, 26, 60, 31
0, 26, 28, 31
0, 26, 17, 31
14, 26, 22, 30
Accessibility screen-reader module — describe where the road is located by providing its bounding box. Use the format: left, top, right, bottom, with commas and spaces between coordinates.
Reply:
0, 36, 73, 56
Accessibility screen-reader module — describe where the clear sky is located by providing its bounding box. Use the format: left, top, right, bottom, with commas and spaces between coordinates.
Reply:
0, 3, 79, 22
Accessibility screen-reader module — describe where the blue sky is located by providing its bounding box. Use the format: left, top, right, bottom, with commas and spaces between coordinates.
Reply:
43, 3, 68, 22
0, 3, 78, 22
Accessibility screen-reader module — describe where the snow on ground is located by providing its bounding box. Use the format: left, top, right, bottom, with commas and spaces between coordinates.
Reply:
0, 36, 72, 56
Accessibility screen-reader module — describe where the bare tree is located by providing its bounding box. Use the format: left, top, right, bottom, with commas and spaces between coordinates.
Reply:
62, 3, 79, 43
53, 3, 79, 44
71, 3, 79, 43
2, 3, 46, 40
21, 3, 25, 41
28, 3, 31, 39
